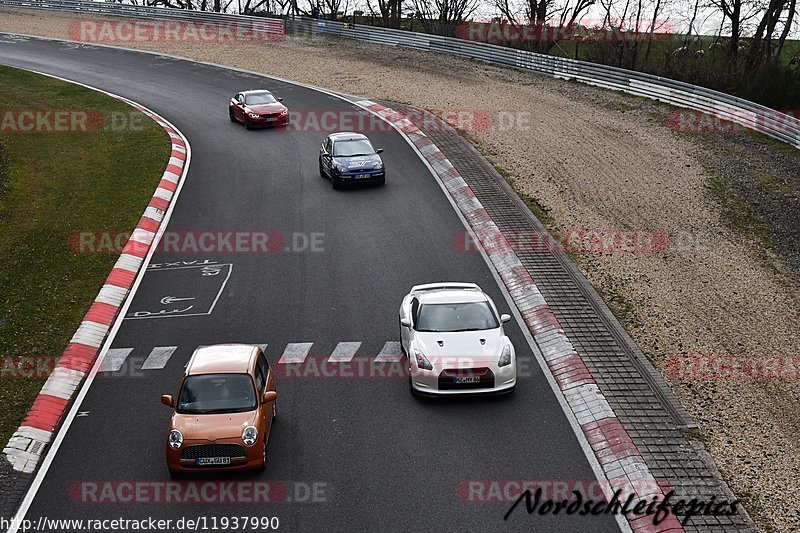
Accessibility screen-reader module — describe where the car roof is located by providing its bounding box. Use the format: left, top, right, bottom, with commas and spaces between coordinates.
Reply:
328, 132, 368, 141
241, 89, 273, 96
416, 289, 489, 304
186, 344, 257, 375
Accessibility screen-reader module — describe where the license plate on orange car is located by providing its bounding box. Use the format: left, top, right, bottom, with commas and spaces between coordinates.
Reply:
196, 457, 230, 466
454, 376, 480, 384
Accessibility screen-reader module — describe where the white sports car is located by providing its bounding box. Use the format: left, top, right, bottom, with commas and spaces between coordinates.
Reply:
399, 282, 517, 395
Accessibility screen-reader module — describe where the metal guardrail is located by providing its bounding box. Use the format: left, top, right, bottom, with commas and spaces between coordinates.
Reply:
0, 0, 796, 147
0, 0, 284, 36
286, 17, 800, 148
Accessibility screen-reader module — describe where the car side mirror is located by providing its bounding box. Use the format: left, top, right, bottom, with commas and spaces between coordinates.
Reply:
161, 394, 174, 407
400, 317, 412, 328
263, 390, 278, 403
500, 314, 511, 323
278, 97, 284, 102
376, 148, 384, 154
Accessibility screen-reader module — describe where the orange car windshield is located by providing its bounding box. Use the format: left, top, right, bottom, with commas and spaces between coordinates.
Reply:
177, 373, 257, 414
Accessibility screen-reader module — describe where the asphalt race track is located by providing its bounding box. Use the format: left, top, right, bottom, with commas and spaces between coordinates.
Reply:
0, 36, 621, 532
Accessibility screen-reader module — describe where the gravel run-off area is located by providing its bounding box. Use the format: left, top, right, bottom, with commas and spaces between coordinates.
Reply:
1, 9, 799, 531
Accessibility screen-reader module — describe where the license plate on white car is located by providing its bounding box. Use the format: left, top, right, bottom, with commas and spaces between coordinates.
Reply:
454, 376, 480, 384
196, 457, 230, 466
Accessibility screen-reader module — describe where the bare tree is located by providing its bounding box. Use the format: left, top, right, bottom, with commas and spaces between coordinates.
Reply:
413, 0, 479, 34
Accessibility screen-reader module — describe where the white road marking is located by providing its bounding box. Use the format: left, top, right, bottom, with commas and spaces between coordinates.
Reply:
374, 341, 402, 362
141, 346, 177, 370
99, 348, 133, 372
328, 341, 361, 363
278, 343, 313, 364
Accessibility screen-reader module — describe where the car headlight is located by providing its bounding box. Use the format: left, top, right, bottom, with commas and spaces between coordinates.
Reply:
280, 109, 288, 115
413, 349, 433, 371
498, 340, 513, 367
168, 429, 183, 449
334, 163, 349, 172
248, 112, 260, 118
242, 425, 258, 447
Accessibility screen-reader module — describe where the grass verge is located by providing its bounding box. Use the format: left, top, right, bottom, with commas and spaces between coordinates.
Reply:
0, 66, 169, 445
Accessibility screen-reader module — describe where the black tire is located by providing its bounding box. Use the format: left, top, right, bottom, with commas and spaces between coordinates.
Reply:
319, 161, 326, 178
167, 468, 183, 479
244, 118, 253, 130
376, 176, 386, 186
332, 175, 342, 190
229, 109, 237, 123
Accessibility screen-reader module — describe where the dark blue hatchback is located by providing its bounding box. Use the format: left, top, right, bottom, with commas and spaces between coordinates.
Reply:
319, 132, 385, 189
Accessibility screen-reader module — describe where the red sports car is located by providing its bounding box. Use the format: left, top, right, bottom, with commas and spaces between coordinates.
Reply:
229, 90, 288, 130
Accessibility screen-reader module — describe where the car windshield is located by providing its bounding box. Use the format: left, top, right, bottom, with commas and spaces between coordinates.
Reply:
177, 373, 257, 414
415, 301, 499, 332
245, 92, 277, 105
332, 139, 375, 157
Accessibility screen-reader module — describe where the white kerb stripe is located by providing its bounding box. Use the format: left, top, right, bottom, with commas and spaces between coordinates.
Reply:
278, 343, 313, 364
168, 156, 183, 167
99, 348, 133, 372
114, 254, 143, 273
328, 342, 361, 363
161, 171, 180, 183
153, 188, 173, 201
129, 228, 155, 245
39, 370, 84, 400
12, 427, 52, 443
95, 284, 128, 307
375, 341, 402, 362
142, 346, 177, 370
142, 206, 165, 222
70, 321, 109, 348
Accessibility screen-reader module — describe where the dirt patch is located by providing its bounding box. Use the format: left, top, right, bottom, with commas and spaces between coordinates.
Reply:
2, 9, 799, 531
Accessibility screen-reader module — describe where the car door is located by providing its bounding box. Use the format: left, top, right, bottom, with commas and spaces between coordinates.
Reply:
256, 351, 274, 439
320, 137, 333, 175
234, 93, 245, 121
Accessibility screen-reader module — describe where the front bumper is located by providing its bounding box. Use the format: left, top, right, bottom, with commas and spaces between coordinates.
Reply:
248, 114, 288, 127
166, 439, 262, 473
409, 361, 517, 396
334, 170, 385, 182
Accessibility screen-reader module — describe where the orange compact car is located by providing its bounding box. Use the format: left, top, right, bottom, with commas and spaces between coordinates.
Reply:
161, 344, 277, 475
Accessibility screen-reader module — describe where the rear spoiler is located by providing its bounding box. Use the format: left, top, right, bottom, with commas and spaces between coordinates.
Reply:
410, 282, 481, 293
